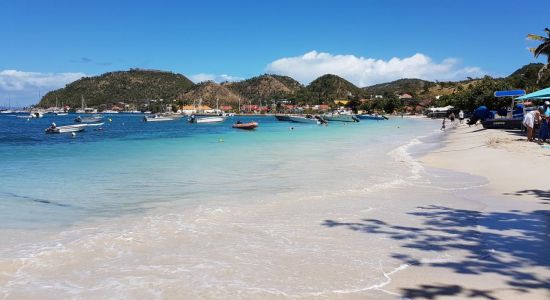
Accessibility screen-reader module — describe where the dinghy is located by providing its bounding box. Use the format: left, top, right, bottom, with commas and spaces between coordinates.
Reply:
232, 121, 258, 130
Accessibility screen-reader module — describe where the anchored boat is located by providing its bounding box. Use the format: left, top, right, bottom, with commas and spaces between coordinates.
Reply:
45, 124, 87, 134
75, 115, 103, 123
144, 115, 180, 122
288, 115, 325, 124
233, 121, 258, 130
322, 113, 359, 122
188, 115, 225, 124
356, 114, 387, 120
274, 114, 292, 121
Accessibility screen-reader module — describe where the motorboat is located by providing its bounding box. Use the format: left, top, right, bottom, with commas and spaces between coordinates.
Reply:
322, 113, 359, 122
274, 114, 292, 121
232, 121, 258, 130
75, 115, 103, 123
288, 115, 325, 124
29, 111, 44, 118
55, 112, 68, 116
101, 110, 119, 114
356, 114, 387, 120
188, 115, 225, 124
45, 124, 87, 134
143, 114, 179, 122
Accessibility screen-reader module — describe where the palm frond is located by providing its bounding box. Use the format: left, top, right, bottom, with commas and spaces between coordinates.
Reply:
534, 42, 550, 59
527, 34, 546, 41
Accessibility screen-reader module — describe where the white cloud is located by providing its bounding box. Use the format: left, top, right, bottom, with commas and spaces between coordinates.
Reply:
265, 51, 485, 87
0, 70, 86, 106
189, 73, 243, 83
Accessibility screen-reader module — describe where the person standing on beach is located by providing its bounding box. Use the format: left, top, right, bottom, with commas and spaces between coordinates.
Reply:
441, 117, 446, 131
458, 110, 465, 124
449, 112, 456, 124
538, 102, 550, 142
523, 109, 542, 142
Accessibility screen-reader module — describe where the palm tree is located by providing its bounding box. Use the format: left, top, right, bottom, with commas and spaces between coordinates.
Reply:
527, 28, 550, 83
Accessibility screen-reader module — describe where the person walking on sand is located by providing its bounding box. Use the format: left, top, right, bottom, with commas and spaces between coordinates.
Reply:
458, 110, 464, 124
441, 117, 446, 131
523, 108, 542, 142
449, 112, 455, 124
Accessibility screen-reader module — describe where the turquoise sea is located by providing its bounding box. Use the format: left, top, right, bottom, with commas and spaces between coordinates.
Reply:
0, 114, 437, 229
0, 114, 489, 298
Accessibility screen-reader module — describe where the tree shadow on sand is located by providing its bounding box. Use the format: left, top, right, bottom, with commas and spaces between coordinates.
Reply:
322, 205, 550, 299
505, 189, 550, 204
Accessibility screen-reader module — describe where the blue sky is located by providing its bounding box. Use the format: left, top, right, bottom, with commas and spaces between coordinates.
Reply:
0, 0, 549, 106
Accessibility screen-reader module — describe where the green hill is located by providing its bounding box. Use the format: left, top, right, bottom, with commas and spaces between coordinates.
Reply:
506, 63, 550, 90
297, 74, 364, 104
223, 74, 303, 101
38, 69, 194, 108
363, 78, 436, 97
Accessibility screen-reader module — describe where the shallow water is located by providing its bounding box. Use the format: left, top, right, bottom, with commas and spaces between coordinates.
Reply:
0, 114, 490, 298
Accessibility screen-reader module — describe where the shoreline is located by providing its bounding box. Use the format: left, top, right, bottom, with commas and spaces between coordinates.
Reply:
384, 123, 550, 299
1, 119, 549, 298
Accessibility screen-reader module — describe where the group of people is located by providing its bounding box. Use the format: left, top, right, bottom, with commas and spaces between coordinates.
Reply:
522, 101, 550, 142
440, 110, 465, 131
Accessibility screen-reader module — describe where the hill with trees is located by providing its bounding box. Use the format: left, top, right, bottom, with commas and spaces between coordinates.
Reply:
178, 81, 241, 107
36, 62, 550, 114
295, 74, 365, 105
38, 69, 194, 108
223, 74, 302, 102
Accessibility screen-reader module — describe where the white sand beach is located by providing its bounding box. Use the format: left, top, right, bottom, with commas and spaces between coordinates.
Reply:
383, 123, 550, 299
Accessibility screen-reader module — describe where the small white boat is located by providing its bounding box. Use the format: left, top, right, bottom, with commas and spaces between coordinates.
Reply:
0, 110, 14, 114
101, 110, 119, 114
30, 111, 44, 118
75, 115, 103, 123
45, 124, 87, 134
289, 115, 324, 124
55, 112, 68, 116
144, 115, 179, 122
188, 115, 225, 124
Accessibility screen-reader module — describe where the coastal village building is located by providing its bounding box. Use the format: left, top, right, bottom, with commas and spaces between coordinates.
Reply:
313, 104, 329, 111
180, 105, 212, 114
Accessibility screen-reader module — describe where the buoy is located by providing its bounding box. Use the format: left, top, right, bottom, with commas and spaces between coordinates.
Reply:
71, 132, 76, 138
108, 118, 112, 122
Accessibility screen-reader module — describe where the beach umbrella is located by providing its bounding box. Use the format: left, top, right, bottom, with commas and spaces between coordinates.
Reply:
517, 87, 550, 100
